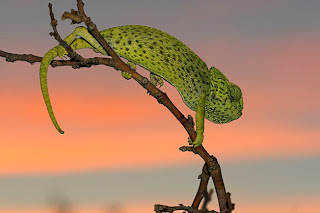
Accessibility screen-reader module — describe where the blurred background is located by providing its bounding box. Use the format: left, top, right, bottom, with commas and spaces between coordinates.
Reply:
0, 0, 319, 212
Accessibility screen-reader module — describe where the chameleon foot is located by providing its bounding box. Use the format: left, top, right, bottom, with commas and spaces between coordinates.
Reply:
121, 61, 136, 80
56, 46, 68, 60
121, 71, 132, 80
192, 133, 204, 147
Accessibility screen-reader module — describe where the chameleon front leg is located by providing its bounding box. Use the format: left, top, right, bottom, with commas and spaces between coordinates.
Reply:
192, 91, 207, 147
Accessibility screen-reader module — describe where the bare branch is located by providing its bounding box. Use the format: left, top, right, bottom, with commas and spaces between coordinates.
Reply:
0, 49, 113, 68
192, 164, 210, 209
154, 204, 218, 213
1, 1, 236, 212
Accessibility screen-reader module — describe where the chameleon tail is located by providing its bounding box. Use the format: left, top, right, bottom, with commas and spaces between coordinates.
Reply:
40, 47, 64, 134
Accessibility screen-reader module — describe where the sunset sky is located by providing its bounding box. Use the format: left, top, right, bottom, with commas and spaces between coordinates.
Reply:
0, 0, 319, 213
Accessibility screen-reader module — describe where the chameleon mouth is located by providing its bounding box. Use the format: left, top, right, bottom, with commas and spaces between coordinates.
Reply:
228, 84, 243, 121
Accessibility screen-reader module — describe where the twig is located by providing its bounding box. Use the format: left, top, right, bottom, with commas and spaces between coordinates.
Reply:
191, 164, 211, 208
48, 3, 83, 62
154, 204, 218, 213
0, 49, 112, 68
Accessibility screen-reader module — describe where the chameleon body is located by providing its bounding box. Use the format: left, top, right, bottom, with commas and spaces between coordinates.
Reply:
40, 25, 243, 147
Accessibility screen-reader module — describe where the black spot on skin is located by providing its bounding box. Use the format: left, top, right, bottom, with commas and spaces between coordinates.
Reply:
136, 40, 139, 43
128, 40, 132, 45
139, 54, 142, 57
134, 50, 137, 53
153, 42, 157, 45
143, 50, 146, 54
138, 44, 143, 48
115, 40, 120, 44
149, 46, 154, 49
159, 50, 163, 55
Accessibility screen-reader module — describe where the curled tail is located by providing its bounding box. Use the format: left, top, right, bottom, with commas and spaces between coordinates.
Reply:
40, 47, 64, 134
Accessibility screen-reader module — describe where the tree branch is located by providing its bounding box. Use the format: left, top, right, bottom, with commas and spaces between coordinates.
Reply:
1, 1, 235, 212
154, 204, 218, 213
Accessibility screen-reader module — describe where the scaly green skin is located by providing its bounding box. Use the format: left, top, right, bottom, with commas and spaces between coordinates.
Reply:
40, 25, 243, 147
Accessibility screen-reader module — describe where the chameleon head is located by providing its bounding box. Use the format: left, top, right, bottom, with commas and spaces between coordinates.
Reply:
205, 67, 243, 124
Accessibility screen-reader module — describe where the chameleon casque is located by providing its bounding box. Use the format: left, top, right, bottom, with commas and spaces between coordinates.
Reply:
40, 25, 243, 147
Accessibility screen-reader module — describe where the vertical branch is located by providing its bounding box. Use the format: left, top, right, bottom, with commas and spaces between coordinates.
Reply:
192, 164, 210, 208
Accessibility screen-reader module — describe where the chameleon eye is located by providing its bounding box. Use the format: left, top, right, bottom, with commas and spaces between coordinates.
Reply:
230, 96, 235, 102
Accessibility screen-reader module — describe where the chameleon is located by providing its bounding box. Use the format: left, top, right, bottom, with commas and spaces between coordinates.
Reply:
40, 25, 243, 147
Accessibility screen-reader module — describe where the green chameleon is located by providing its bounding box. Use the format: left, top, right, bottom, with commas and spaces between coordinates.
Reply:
40, 25, 243, 147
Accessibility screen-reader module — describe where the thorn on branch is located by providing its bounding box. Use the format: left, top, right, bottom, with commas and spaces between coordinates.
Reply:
179, 146, 197, 154
61, 9, 82, 24
187, 115, 195, 128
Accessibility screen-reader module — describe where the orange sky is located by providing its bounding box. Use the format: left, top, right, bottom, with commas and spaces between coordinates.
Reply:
1, 32, 319, 174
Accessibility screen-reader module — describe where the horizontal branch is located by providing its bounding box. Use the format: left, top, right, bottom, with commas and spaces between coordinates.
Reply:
155, 204, 218, 213
0, 49, 113, 69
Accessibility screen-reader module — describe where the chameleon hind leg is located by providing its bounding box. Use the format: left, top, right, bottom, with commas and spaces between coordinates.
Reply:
56, 38, 102, 58
56, 26, 108, 59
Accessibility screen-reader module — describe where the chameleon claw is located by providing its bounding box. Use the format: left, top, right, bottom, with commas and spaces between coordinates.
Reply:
122, 71, 132, 80
57, 46, 68, 60
192, 133, 204, 148
158, 78, 164, 87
